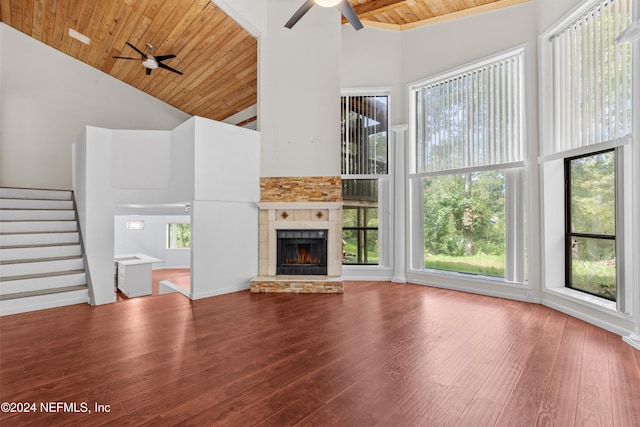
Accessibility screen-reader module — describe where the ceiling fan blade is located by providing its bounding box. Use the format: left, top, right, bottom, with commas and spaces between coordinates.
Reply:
154, 54, 177, 62
337, 0, 363, 30
284, 0, 315, 29
145, 67, 152, 76
158, 62, 183, 75
112, 56, 139, 60
125, 41, 147, 59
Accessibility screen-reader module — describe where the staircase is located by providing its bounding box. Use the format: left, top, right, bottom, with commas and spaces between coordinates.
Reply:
0, 188, 90, 315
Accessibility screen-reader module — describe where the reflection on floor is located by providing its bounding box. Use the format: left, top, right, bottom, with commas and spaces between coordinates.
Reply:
116, 268, 190, 302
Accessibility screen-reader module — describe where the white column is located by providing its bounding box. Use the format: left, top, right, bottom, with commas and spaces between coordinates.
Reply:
392, 124, 408, 283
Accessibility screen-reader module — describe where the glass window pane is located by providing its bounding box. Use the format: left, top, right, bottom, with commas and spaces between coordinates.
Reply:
569, 236, 616, 301
342, 229, 378, 265
168, 223, 191, 249
423, 171, 506, 277
342, 179, 379, 265
341, 96, 388, 175
570, 151, 615, 235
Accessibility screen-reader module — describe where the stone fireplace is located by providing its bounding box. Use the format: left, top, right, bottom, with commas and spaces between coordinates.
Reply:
250, 177, 343, 293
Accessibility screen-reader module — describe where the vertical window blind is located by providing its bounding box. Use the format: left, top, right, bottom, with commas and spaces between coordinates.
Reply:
550, 0, 633, 156
341, 95, 389, 175
414, 49, 525, 175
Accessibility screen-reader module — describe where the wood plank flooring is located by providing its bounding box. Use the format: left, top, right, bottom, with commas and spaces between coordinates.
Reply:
1, 281, 639, 426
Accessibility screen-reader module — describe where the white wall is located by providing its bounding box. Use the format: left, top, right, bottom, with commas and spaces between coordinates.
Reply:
114, 215, 191, 269
0, 23, 190, 190
341, 27, 403, 122
259, 0, 341, 177
191, 117, 260, 299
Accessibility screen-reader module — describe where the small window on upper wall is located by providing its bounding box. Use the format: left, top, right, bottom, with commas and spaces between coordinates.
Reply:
167, 223, 191, 249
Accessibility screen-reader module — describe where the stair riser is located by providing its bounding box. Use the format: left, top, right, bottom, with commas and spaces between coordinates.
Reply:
0, 221, 77, 234
0, 232, 79, 246
1, 273, 86, 295
0, 188, 72, 201
0, 210, 75, 221
0, 199, 74, 210
0, 245, 81, 261
1, 258, 84, 278
0, 289, 89, 316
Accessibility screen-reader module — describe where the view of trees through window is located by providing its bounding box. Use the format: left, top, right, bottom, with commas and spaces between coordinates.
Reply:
343, 179, 379, 265
167, 223, 191, 249
566, 150, 616, 300
423, 170, 506, 277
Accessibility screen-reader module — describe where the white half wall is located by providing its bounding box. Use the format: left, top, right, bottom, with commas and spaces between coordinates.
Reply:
0, 23, 190, 190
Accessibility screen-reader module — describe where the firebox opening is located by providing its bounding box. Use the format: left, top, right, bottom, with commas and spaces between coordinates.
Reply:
277, 229, 328, 275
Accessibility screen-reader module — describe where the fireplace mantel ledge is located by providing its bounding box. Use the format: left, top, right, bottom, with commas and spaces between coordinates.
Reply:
256, 202, 343, 210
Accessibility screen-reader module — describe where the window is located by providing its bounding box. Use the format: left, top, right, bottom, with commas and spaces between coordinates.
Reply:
167, 223, 191, 249
539, 0, 633, 306
565, 150, 617, 300
410, 48, 526, 282
341, 93, 389, 266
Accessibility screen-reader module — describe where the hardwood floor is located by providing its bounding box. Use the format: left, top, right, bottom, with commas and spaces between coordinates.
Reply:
1, 281, 639, 426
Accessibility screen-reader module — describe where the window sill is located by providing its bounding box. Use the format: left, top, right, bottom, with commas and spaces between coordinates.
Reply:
544, 286, 617, 312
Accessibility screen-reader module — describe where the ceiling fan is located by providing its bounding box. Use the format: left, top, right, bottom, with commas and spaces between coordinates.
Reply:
113, 42, 183, 76
285, 0, 363, 31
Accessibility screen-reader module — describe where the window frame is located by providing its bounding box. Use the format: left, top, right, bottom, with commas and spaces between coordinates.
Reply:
538, 0, 635, 314
166, 222, 191, 250
408, 47, 527, 284
564, 148, 618, 301
341, 89, 392, 271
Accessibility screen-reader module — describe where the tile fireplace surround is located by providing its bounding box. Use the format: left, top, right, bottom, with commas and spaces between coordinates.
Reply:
250, 176, 344, 293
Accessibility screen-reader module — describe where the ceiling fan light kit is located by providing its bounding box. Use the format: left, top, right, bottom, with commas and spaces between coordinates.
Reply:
285, 0, 363, 31
315, 0, 341, 7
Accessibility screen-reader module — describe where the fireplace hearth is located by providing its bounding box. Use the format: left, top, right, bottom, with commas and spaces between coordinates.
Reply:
277, 230, 327, 275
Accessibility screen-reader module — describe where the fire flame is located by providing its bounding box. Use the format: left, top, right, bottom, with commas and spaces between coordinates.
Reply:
285, 246, 319, 265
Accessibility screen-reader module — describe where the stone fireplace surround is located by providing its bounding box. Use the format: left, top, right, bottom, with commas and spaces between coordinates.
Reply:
250, 177, 343, 293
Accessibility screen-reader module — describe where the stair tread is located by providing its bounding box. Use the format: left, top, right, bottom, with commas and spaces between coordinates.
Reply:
0, 285, 88, 301
0, 255, 83, 266
0, 269, 86, 282
0, 242, 80, 250
0, 218, 76, 223
0, 208, 74, 211
0, 231, 78, 236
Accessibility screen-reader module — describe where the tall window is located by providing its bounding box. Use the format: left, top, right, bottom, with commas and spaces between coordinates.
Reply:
341, 93, 389, 265
410, 48, 526, 282
167, 223, 191, 249
565, 150, 617, 300
541, 0, 632, 303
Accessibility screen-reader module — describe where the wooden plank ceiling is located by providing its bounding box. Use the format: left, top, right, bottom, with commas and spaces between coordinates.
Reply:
0, 1, 528, 125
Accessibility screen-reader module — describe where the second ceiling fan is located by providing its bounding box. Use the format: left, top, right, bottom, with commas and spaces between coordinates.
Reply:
285, 0, 363, 31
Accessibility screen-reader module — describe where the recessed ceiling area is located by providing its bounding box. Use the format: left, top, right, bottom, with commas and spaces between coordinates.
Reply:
0, 1, 528, 125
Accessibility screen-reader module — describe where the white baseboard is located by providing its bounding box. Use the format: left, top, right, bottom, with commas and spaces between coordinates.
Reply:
623, 333, 640, 351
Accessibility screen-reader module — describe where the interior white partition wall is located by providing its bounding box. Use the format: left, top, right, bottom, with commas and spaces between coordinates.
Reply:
73, 117, 259, 305
190, 117, 260, 299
